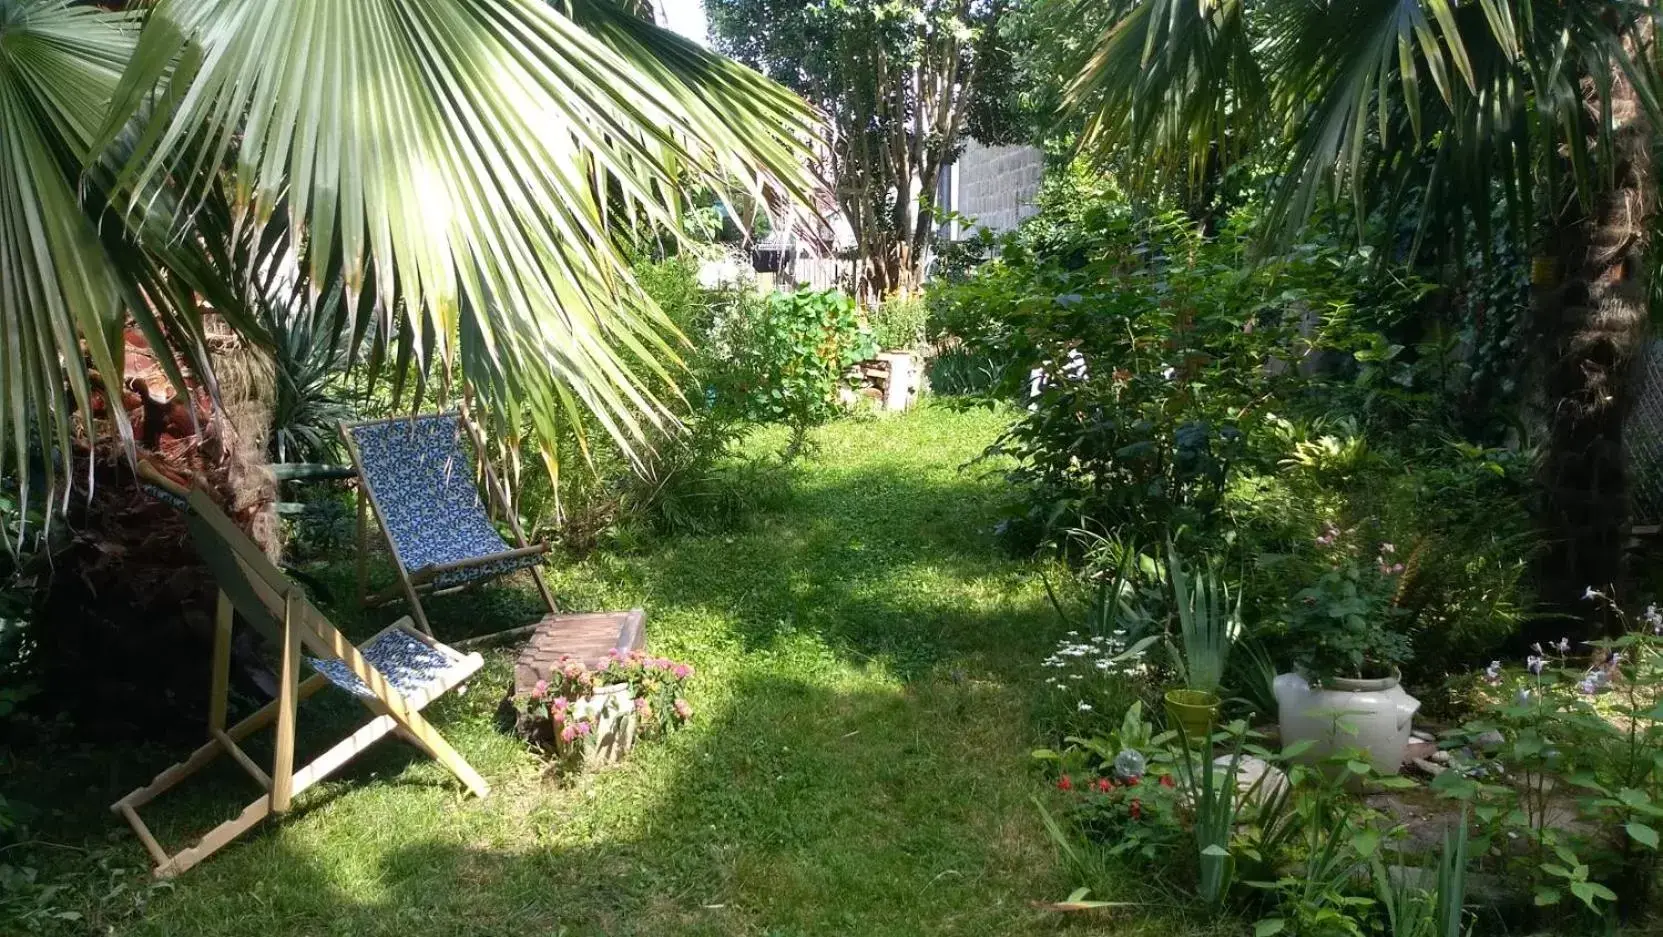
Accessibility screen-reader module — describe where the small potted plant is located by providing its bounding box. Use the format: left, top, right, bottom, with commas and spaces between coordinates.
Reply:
1164, 545, 1240, 743
523, 650, 696, 772
1271, 523, 1419, 774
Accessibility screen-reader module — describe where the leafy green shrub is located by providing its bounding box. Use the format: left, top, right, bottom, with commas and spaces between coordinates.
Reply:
263, 291, 356, 464
933, 165, 1536, 675
516, 267, 866, 544
1231, 424, 1536, 682
949, 202, 1318, 549
706, 288, 876, 459
511, 258, 778, 545
1430, 593, 1663, 925
924, 343, 1004, 396
866, 293, 928, 351
1274, 524, 1412, 681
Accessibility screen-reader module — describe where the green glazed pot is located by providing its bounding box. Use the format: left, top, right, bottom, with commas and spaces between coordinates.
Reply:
1164, 688, 1221, 743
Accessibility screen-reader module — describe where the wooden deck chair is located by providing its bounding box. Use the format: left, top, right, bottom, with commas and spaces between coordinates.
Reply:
342, 413, 557, 635
112, 466, 491, 879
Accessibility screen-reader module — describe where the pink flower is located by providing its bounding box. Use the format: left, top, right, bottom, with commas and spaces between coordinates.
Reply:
575, 720, 592, 737
1095, 777, 1112, 793
551, 696, 569, 712
1057, 775, 1073, 792
559, 724, 578, 743
673, 698, 693, 721
672, 663, 694, 680
530, 679, 549, 700
1129, 799, 1142, 820
634, 697, 651, 716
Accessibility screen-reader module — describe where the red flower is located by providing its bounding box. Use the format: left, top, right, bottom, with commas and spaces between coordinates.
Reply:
1095, 777, 1113, 793
1159, 775, 1175, 788
1057, 775, 1073, 792
1129, 799, 1142, 820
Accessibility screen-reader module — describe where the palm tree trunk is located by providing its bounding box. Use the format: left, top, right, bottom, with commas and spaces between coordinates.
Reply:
1533, 64, 1654, 637
29, 321, 279, 738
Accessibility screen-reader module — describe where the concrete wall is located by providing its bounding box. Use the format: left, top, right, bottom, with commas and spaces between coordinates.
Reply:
951, 139, 1045, 236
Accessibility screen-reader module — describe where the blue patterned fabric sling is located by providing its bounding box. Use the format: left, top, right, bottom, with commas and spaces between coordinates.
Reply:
347, 415, 542, 590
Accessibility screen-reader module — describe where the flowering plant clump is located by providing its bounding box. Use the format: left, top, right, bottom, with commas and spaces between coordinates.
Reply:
1040, 628, 1157, 727
594, 647, 696, 737
1277, 522, 1411, 681
1058, 769, 1184, 861
523, 649, 695, 764
1434, 588, 1663, 916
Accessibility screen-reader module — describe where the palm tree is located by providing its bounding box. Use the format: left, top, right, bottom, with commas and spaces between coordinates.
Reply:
0, 0, 822, 508
2, 0, 825, 728
1069, 0, 1662, 632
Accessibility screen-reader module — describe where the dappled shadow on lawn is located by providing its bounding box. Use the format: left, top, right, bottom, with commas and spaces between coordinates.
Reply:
543, 463, 1057, 684
119, 669, 1126, 937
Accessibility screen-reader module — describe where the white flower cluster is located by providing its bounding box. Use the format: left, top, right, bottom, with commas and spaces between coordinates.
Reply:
1041, 629, 1150, 695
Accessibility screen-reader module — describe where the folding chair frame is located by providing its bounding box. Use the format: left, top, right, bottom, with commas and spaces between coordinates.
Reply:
342, 413, 557, 636
113, 467, 490, 879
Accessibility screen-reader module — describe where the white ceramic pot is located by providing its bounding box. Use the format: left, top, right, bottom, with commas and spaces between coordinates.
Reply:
581, 683, 639, 766
1274, 671, 1420, 776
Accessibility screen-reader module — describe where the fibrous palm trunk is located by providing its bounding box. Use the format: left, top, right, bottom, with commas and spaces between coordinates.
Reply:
28, 321, 279, 738
1533, 60, 1654, 638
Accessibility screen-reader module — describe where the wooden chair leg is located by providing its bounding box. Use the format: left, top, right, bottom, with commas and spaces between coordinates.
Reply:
209, 591, 233, 733
118, 803, 170, 868
401, 574, 434, 636
270, 595, 300, 813
112, 672, 333, 815
386, 705, 490, 798
529, 563, 558, 614
135, 703, 469, 879
355, 482, 369, 608
153, 796, 273, 879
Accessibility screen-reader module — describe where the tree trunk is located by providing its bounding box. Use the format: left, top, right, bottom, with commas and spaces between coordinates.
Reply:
26, 321, 279, 738
1532, 62, 1653, 638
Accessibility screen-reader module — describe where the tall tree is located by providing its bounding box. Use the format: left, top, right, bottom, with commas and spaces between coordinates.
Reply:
1070, 0, 1663, 632
707, 0, 1009, 298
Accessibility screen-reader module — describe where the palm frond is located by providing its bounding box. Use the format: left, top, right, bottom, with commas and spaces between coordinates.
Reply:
1072, 0, 1663, 256
0, 0, 211, 514
104, 0, 824, 473
1065, 0, 1267, 194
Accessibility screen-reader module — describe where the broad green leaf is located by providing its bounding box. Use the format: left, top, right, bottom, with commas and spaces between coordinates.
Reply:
1350, 826, 1381, 858
1255, 919, 1286, 937
1279, 738, 1315, 760
1570, 880, 1616, 910
1627, 822, 1660, 850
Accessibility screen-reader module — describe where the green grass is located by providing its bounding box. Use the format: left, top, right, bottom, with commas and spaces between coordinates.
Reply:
3, 404, 1187, 936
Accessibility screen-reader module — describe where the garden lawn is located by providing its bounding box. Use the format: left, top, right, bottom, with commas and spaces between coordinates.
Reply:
16, 403, 1182, 937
